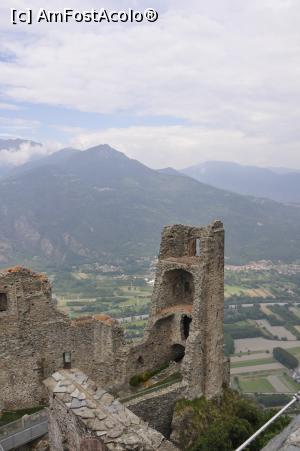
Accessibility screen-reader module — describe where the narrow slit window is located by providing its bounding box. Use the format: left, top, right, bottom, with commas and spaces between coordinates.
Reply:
195, 238, 201, 256
182, 315, 192, 339
63, 351, 72, 369
0, 293, 8, 312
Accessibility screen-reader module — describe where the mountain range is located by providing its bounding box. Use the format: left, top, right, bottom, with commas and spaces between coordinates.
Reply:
182, 161, 300, 205
0, 142, 300, 268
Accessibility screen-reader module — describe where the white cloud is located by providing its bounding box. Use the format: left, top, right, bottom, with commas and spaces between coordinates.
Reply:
0, 116, 39, 130
0, 141, 60, 166
72, 125, 300, 169
1, 0, 300, 167
0, 102, 22, 111
52, 124, 86, 135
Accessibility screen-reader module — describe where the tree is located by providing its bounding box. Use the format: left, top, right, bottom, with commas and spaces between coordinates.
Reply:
273, 347, 298, 369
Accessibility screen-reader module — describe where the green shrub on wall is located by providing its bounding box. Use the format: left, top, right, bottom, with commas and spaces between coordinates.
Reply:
129, 362, 169, 387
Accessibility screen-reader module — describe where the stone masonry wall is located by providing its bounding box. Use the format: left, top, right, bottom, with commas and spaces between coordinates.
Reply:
125, 382, 187, 438
119, 221, 227, 400
0, 267, 124, 409
181, 221, 225, 399
117, 311, 188, 387
1, 220, 228, 445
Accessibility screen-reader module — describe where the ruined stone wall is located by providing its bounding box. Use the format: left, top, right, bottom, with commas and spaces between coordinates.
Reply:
181, 221, 225, 399
1, 220, 227, 441
119, 313, 184, 384
114, 221, 227, 401
71, 315, 124, 389
0, 267, 59, 407
47, 395, 89, 451
115, 222, 226, 400
0, 267, 124, 409
125, 382, 186, 438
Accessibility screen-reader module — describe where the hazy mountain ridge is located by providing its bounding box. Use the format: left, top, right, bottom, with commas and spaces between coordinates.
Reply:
0, 144, 300, 268
0, 138, 41, 150
0, 138, 42, 178
8, 147, 79, 177
182, 161, 300, 204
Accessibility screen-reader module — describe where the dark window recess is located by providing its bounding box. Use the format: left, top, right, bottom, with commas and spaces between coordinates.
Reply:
137, 356, 144, 365
163, 269, 194, 307
0, 293, 8, 312
63, 351, 72, 369
184, 281, 191, 293
171, 344, 185, 362
182, 315, 192, 339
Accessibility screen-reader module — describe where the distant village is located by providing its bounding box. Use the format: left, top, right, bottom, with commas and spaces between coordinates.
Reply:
226, 260, 300, 275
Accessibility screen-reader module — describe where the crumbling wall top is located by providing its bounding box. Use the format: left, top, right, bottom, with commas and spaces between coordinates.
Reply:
71, 314, 119, 328
159, 220, 224, 259
0, 265, 48, 280
93, 314, 118, 326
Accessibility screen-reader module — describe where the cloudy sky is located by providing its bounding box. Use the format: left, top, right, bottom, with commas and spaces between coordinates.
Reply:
0, 0, 300, 169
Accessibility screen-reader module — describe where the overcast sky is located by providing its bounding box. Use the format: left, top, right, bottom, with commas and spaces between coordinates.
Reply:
0, 0, 300, 169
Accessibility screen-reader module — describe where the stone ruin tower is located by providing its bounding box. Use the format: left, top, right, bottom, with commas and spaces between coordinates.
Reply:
141, 220, 227, 399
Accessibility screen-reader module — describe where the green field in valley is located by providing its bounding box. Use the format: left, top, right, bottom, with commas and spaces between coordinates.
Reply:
238, 377, 275, 393
231, 358, 275, 368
